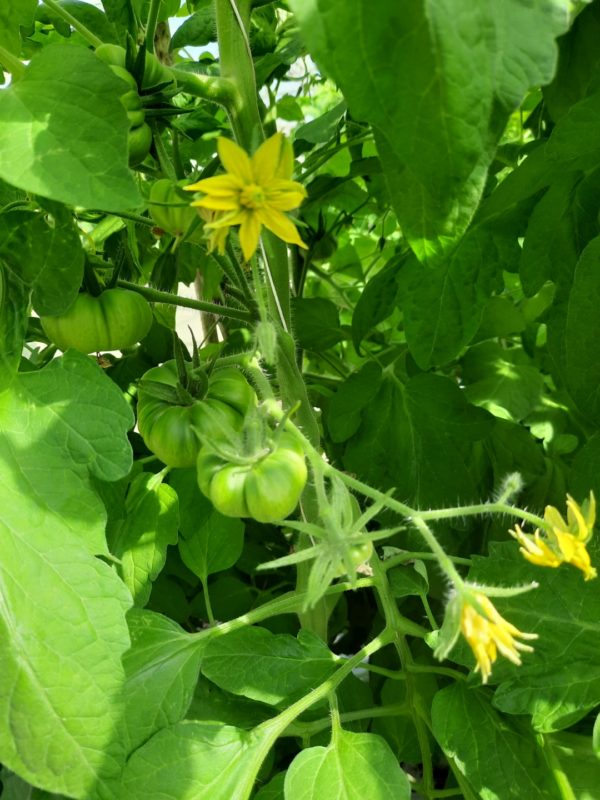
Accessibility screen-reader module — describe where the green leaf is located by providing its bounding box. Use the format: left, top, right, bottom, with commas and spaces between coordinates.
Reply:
187, 679, 272, 730
294, 101, 346, 144
0, 0, 36, 56
0, 263, 29, 374
1, 771, 64, 799
326, 361, 382, 444
171, 4, 215, 50
255, 773, 285, 800
553, 235, 600, 425
291, 297, 345, 352
462, 342, 544, 423
0, 209, 84, 316
291, 0, 568, 257
432, 683, 561, 799
351, 256, 400, 354
170, 468, 244, 581
120, 720, 271, 800
108, 472, 179, 607
284, 729, 410, 800
551, 731, 600, 799
122, 608, 203, 753
400, 227, 515, 368
0, 351, 133, 556
520, 175, 579, 296
0, 45, 141, 211
343, 372, 492, 508
0, 454, 132, 792
200, 627, 336, 706
544, 1, 600, 121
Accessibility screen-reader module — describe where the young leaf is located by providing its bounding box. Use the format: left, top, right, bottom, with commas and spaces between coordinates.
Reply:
284, 729, 410, 799
200, 627, 337, 706
122, 609, 204, 753
108, 472, 179, 607
170, 468, 244, 582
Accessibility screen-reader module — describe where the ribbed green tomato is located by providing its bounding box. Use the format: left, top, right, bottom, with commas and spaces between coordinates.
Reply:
197, 432, 307, 523
40, 288, 153, 353
149, 179, 197, 237
137, 362, 256, 468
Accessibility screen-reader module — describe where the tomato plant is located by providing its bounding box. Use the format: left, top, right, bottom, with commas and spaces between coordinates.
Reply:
3, 1, 600, 799
137, 361, 256, 468
40, 288, 153, 353
197, 430, 308, 522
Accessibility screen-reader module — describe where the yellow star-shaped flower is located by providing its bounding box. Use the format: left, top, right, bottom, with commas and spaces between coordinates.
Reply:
510, 492, 597, 581
460, 592, 537, 684
185, 133, 307, 261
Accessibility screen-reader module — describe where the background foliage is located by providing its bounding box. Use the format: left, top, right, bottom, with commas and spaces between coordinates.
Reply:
1, 0, 600, 798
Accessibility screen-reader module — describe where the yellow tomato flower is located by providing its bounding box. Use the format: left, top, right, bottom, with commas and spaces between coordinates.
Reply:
510, 492, 597, 581
460, 592, 537, 684
185, 133, 307, 261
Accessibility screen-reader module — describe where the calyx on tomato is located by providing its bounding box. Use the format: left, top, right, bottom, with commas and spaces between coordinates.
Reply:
197, 430, 308, 523
137, 361, 257, 469
95, 43, 175, 91
40, 288, 153, 354
149, 179, 197, 238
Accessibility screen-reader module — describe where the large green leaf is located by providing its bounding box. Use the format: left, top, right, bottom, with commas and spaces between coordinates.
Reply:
122, 609, 204, 753
200, 627, 336, 706
291, 0, 568, 257
0, 351, 133, 556
0, 45, 141, 211
0, 355, 134, 796
343, 372, 492, 508
284, 729, 410, 800
432, 684, 561, 799
400, 227, 514, 368
0, 208, 84, 316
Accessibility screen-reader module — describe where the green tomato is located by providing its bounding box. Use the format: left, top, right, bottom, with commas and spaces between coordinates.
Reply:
149, 179, 197, 237
137, 362, 256, 468
334, 540, 374, 576
128, 122, 152, 166
40, 288, 153, 354
197, 432, 308, 523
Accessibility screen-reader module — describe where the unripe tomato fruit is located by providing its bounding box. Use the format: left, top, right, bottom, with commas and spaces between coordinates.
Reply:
197, 431, 308, 523
149, 179, 197, 237
40, 288, 153, 354
128, 123, 152, 166
137, 362, 257, 468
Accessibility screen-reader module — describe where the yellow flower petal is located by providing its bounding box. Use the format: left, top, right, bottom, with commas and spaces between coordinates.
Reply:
191, 196, 240, 211
460, 593, 536, 684
265, 181, 307, 211
544, 505, 568, 534
257, 207, 307, 248
186, 174, 243, 195
238, 212, 262, 261
251, 133, 284, 184
218, 137, 254, 183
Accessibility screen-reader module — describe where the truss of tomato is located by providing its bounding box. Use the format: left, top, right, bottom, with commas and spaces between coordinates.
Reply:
137, 362, 257, 469
197, 431, 308, 523
40, 288, 153, 354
